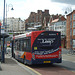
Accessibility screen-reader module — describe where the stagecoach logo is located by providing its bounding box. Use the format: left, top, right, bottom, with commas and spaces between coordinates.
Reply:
34, 48, 59, 55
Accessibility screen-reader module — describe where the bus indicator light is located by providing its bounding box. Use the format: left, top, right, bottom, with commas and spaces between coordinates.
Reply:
57, 33, 58, 35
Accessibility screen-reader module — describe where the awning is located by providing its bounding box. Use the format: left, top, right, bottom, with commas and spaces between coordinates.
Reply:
0, 33, 9, 38
28, 27, 37, 30
34, 25, 42, 28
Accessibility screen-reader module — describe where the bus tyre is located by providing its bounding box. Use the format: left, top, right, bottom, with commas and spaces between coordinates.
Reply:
23, 56, 27, 65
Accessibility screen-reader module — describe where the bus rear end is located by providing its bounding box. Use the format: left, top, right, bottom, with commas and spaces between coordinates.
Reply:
31, 31, 62, 64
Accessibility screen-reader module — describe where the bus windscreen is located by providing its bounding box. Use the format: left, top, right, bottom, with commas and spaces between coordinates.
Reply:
32, 31, 61, 51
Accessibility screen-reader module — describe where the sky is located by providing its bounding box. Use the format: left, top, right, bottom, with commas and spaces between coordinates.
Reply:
0, 0, 75, 20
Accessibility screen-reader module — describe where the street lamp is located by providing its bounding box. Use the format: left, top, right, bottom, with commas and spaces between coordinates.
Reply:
6, 4, 14, 32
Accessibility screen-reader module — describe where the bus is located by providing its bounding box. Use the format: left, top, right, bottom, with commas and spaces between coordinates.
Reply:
12, 30, 62, 65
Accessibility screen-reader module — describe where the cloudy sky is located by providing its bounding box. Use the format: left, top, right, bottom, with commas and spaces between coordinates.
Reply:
0, 0, 75, 20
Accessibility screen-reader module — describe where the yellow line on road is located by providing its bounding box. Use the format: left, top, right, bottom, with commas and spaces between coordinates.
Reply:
12, 58, 41, 75
23, 64, 42, 75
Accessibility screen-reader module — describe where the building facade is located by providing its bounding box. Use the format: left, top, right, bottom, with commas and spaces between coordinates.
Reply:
49, 16, 66, 48
19, 20, 25, 33
49, 16, 66, 35
25, 10, 50, 31
66, 10, 75, 50
5, 17, 25, 34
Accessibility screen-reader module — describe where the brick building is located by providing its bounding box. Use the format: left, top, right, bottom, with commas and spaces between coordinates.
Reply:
66, 10, 75, 50
25, 10, 50, 31
25, 9, 64, 31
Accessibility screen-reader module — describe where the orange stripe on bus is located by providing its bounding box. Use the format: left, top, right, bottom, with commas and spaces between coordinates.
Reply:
20, 52, 26, 58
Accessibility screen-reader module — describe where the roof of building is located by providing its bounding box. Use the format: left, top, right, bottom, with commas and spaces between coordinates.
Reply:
51, 18, 59, 23
1, 33, 9, 38
51, 16, 66, 23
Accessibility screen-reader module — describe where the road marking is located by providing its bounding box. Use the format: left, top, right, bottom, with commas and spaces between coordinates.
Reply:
12, 58, 41, 75
20, 63, 42, 75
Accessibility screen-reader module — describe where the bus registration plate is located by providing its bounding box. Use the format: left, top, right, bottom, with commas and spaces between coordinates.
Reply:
44, 61, 51, 63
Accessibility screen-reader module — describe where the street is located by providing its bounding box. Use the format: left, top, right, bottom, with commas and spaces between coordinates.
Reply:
28, 55, 75, 75
0, 49, 75, 75
1, 0, 75, 75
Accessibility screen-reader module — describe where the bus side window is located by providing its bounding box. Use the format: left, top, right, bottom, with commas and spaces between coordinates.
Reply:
15, 40, 19, 51
23, 38, 31, 52
26, 39, 31, 52
20, 39, 24, 51
17, 40, 20, 51
24, 40, 26, 51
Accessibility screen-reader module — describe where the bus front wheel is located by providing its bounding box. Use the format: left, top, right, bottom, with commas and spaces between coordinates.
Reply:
23, 56, 27, 65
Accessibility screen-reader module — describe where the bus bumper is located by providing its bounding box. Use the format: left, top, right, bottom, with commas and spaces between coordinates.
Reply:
31, 58, 62, 64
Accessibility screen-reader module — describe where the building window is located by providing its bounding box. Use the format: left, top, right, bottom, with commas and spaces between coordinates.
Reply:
64, 22, 66, 25
73, 14, 75, 20
73, 29, 75, 35
73, 21, 75, 28
62, 22, 63, 25
36, 16, 38, 21
70, 29, 72, 36
70, 15, 72, 21
73, 40, 75, 48
70, 22, 72, 28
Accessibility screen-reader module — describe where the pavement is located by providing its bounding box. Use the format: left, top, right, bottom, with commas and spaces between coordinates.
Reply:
0, 48, 75, 75
0, 54, 39, 75
62, 48, 75, 63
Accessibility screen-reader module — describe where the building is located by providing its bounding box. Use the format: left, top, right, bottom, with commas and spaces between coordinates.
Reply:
66, 10, 75, 50
25, 10, 50, 31
49, 16, 66, 48
19, 20, 25, 33
25, 9, 65, 31
5, 17, 25, 34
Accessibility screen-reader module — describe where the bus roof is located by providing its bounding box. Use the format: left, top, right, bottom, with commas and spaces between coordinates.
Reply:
13, 32, 32, 40
13, 30, 60, 40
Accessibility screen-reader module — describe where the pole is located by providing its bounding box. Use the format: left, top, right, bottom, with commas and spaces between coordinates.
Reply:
0, 22, 1, 61
3, 0, 5, 27
6, 4, 7, 32
2, 0, 6, 63
6, 3, 14, 33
